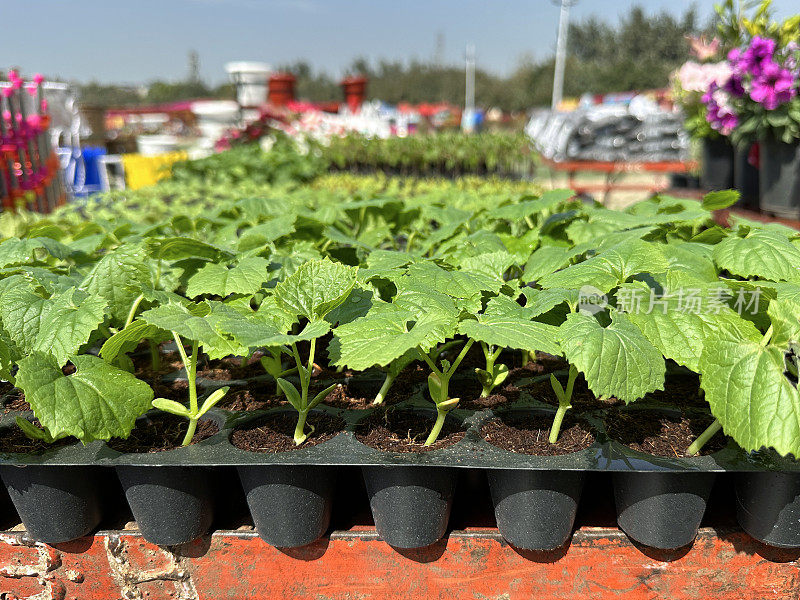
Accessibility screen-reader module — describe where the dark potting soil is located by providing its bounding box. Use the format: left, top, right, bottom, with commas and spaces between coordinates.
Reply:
646, 373, 706, 409
604, 411, 725, 457
231, 412, 346, 453
355, 410, 465, 453
481, 413, 596, 456
107, 414, 219, 454
2, 389, 29, 413
0, 419, 74, 453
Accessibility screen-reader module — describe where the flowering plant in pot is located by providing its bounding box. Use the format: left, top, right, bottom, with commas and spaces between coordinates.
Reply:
672, 38, 736, 190
710, 1, 800, 216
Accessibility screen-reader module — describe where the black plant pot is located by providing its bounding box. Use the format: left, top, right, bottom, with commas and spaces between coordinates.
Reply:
238, 465, 335, 548
735, 471, 800, 548
613, 471, 715, 550
701, 137, 735, 191
759, 138, 800, 219
0, 466, 103, 544
362, 466, 457, 549
116, 466, 214, 546
488, 469, 584, 550
734, 143, 759, 209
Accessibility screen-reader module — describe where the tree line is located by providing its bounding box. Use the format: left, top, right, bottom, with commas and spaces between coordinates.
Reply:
76, 5, 707, 111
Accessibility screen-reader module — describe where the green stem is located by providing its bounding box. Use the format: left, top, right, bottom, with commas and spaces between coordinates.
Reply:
173, 332, 200, 445
181, 418, 198, 447
424, 407, 448, 446
549, 402, 570, 444
447, 339, 474, 376
521, 350, 529, 367
149, 339, 160, 372
124, 294, 145, 329
294, 410, 309, 445
373, 372, 396, 405
686, 419, 722, 456
548, 365, 578, 444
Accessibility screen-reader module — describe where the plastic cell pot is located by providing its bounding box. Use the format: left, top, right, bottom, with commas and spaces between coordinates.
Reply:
735, 471, 800, 548
613, 471, 715, 550
488, 469, 584, 550
362, 465, 458, 549
116, 466, 214, 546
700, 137, 734, 191
0, 465, 103, 544
238, 465, 335, 548
759, 138, 800, 219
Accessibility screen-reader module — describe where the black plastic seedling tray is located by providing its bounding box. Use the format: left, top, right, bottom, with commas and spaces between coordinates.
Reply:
1, 373, 798, 551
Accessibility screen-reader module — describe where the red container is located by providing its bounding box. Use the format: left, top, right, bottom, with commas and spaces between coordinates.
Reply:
268, 73, 297, 107
340, 76, 368, 113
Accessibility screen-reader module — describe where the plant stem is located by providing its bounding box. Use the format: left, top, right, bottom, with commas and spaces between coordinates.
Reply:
373, 372, 395, 405
294, 410, 309, 445
548, 365, 578, 444
424, 407, 448, 446
181, 418, 198, 447
686, 419, 722, 456
149, 339, 160, 372
448, 339, 474, 375
173, 332, 200, 446
124, 294, 145, 329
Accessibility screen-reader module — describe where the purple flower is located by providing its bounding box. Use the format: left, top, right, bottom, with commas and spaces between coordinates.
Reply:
738, 36, 777, 76
749, 59, 797, 110
724, 72, 745, 97
703, 83, 738, 135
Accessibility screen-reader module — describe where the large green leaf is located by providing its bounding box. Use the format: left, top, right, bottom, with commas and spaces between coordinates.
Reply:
713, 229, 800, 282
0, 285, 106, 366
139, 301, 244, 359
624, 285, 761, 372
185, 256, 270, 298
274, 258, 358, 320
330, 312, 453, 370
15, 353, 154, 443
32, 288, 107, 366
699, 329, 800, 457
458, 296, 561, 355
767, 298, 800, 350
559, 312, 665, 403
81, 244, 153, 324
539, 239, 669, 294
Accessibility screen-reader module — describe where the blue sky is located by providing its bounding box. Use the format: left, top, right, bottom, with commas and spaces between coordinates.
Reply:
1, 0, 798, 84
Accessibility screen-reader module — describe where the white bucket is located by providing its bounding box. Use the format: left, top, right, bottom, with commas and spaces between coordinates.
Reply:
225, 62, 271, 107
192, 100, 240, 141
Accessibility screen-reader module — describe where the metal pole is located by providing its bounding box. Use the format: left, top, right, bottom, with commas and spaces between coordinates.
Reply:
551, 0, 575, 110
464, 44, 476, 132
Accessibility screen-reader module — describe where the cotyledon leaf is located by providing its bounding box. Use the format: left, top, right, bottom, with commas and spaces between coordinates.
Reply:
15, 353, 154, 443
559, 312, 665, 403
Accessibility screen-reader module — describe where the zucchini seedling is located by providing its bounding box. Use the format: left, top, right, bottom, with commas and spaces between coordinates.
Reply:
216, 259, 358, 445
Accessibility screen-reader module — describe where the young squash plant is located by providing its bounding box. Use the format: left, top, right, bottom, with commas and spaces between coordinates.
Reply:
103, 300, 247, 446
215, 259, 358, 444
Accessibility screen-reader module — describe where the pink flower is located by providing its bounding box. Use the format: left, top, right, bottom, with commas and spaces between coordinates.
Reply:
688, 35, 721, 61
749, 59, 796, 110
32, 74, 44, 85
